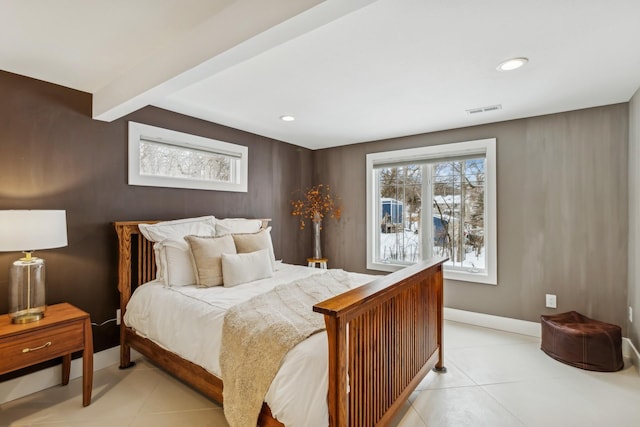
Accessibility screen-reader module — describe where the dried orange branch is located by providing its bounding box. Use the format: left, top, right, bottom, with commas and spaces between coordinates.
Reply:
290, 184, 342, 229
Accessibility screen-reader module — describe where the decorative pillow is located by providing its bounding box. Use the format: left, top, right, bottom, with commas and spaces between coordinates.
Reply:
159, 239, 198, 287
221, 249, 274, 287
138, 216, 216, 285
215, 218, 263, 236
232, 227, 276, 271
185, 234, 237, 287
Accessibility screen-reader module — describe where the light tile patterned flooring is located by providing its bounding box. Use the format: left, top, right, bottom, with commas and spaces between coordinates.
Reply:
1, 321, 639, 426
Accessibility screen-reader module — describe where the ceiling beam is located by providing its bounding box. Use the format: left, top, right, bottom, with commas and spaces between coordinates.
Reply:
92, 0, 378, 122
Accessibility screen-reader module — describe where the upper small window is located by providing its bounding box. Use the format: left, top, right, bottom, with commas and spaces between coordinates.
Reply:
366, 138, 497, 285
128, 122, 248, 192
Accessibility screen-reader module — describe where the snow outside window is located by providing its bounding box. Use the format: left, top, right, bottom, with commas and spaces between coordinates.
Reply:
366, 139, 497, 285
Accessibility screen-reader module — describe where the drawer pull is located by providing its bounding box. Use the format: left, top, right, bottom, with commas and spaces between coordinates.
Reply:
22, 341, 52, 353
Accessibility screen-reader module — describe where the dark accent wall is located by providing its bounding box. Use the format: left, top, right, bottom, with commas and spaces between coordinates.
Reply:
0, 71, 313, 355
314, 105, 629, 329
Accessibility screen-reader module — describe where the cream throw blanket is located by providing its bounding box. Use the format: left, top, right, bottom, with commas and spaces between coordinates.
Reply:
220, 270, 356, 427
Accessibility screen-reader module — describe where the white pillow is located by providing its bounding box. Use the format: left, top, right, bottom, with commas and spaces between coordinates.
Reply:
231, 227, 276, 271
151, 243, 165, 282
221, 249, 274, 287
215, 218, 263, 236
138, 216, 216, 242
159, 239, 198, 287
138, 216, 216, 285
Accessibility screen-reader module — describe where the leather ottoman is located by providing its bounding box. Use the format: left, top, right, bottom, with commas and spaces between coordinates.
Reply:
540, 311, 623, 372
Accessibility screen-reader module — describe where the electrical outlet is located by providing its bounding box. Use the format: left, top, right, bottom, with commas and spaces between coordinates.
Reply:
545, 294, 557, 309
629, 306, 633, 323
116, 309, 121, 325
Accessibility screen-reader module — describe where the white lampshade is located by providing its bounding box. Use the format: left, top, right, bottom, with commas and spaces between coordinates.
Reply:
0, 210, 68, 252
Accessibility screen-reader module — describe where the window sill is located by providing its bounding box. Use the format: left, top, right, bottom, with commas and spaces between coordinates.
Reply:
367, 261, 496, 285
445, 269, 496, 285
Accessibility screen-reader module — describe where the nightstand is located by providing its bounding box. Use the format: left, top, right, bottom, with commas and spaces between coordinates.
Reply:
0, 303, 93, 406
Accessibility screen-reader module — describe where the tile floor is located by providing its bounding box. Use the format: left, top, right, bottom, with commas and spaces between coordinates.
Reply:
1, 321, 638, 426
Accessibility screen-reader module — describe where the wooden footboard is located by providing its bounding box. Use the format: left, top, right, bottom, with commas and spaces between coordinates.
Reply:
314, 258, 446, 426
114, 220, 446, 427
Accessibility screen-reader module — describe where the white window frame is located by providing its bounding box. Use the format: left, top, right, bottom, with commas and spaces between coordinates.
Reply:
128, 122, 248, 192
366, 138, 497, 285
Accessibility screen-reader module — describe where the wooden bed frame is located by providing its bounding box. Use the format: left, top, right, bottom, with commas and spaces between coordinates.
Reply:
115, 220, 446, 427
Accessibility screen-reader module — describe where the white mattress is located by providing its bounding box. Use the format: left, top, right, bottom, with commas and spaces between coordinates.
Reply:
124, 263, 375, 427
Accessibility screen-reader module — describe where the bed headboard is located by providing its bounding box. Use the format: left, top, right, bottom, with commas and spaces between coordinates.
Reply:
113, 219, 271, 314
114, 221, 157, 296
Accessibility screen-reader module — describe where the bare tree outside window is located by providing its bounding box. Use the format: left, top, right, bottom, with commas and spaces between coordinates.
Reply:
376, 158, 486, 272
140, 140, 232, 183
431, 159, 485, 270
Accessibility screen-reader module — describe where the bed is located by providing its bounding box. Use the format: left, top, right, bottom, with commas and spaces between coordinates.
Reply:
114, 218, 446, 426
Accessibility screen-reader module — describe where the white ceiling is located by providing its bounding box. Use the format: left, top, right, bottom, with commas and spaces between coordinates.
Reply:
3, 0, 640, 150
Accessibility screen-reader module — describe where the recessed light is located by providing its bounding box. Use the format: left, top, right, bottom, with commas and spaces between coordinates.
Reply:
280, 115, 295, 122
496, 57, 528, 72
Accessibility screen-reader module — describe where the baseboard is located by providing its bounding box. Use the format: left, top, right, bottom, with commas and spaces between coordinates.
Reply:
444, 307, 541, 337
0, 346, 141, 405
622, 337, 640, 375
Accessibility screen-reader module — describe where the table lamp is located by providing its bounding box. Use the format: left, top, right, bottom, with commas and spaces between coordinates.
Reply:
0, 210, 68, 323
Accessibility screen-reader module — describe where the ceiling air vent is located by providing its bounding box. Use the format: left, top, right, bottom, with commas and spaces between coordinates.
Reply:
466, 104, 502, 115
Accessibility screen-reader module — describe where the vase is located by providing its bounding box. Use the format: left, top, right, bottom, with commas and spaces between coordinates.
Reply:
312, 212, 322, 259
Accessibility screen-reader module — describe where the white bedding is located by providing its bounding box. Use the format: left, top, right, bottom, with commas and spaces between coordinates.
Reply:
124, 263, 375, 427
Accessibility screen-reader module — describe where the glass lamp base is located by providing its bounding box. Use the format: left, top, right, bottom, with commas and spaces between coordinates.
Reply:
11, 310, 45, 324
8, 257, 47, 324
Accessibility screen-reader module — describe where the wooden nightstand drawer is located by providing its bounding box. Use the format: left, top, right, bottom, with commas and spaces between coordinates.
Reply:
0, 321, 84, 374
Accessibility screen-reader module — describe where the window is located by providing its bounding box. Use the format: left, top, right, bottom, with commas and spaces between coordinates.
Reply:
366, 138, 496, 284
128, 122, 248, 192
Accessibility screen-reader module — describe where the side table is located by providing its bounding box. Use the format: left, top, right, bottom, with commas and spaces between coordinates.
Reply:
0, 303, 93, 406
307, 258, 328, 269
